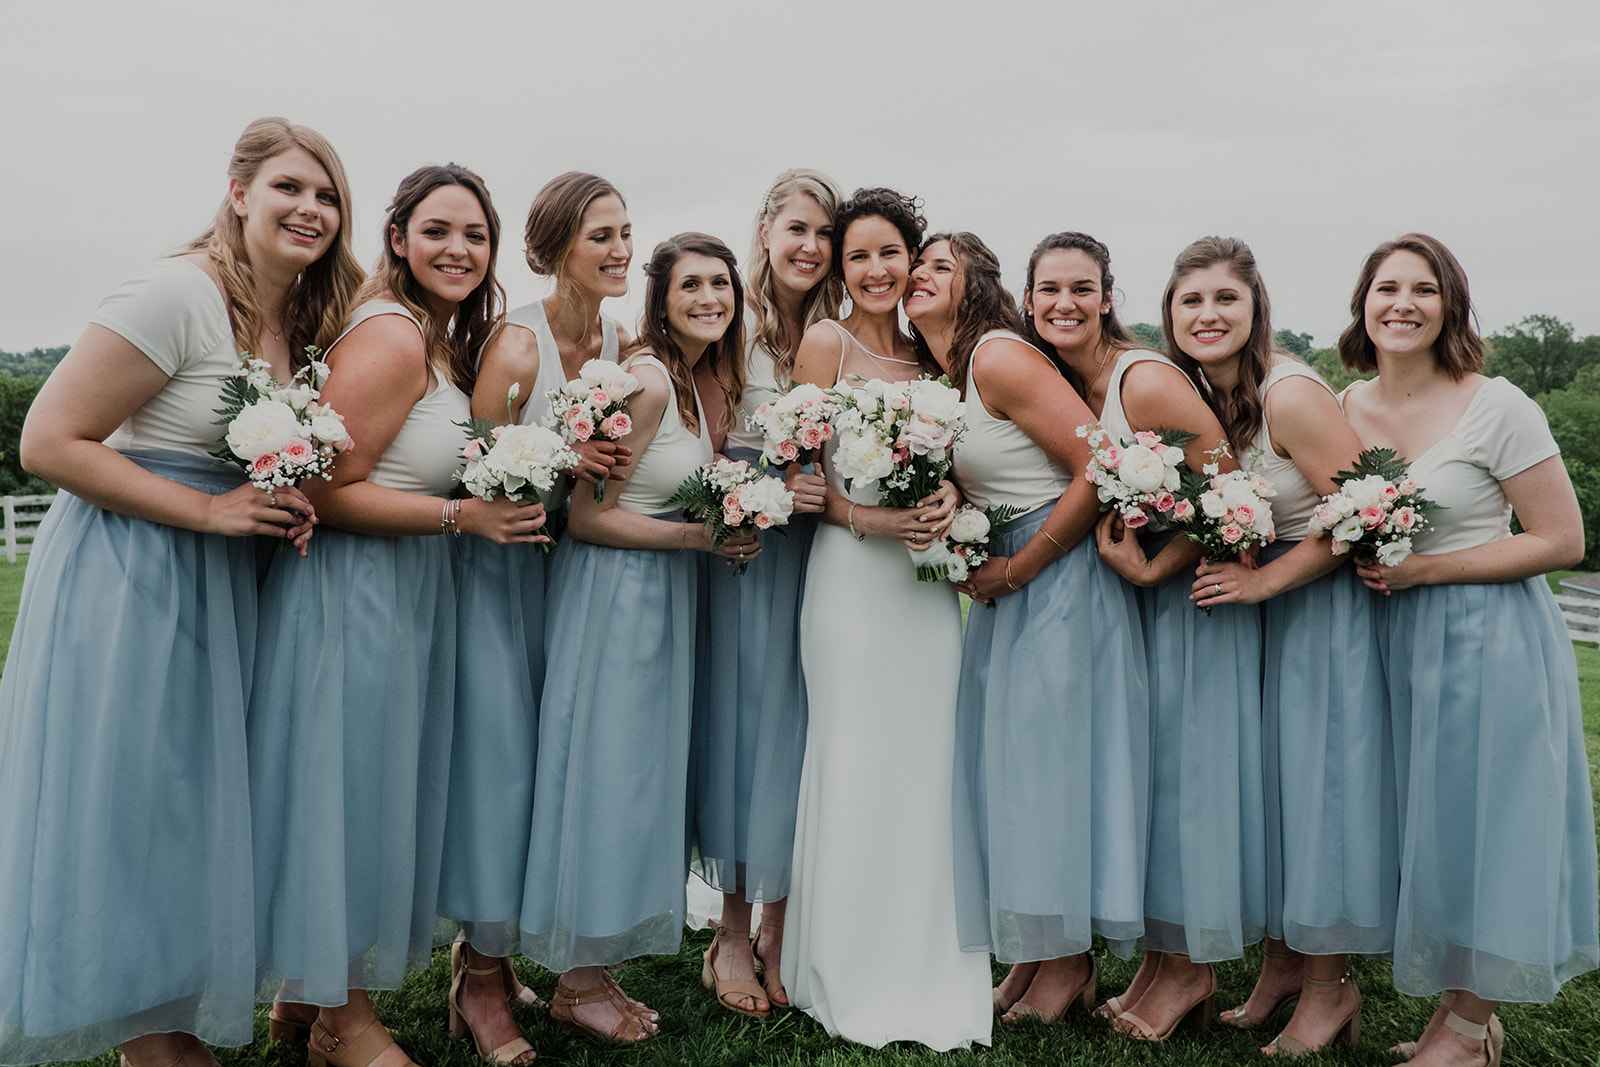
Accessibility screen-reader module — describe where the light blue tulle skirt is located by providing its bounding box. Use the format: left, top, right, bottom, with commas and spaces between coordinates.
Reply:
0, 450, 262, 1063
952, 507, 1150, 962
1382, 576, 1598, 1002
437, 537, 548, 958
1260, 542, 1396, 955
1136, 531, 1266, 962
249, 528, 456, 1005
689, 450, 813, 902
520, 529, 696, 971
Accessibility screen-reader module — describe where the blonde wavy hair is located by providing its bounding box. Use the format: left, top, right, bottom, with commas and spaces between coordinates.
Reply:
183, 117, 364, 365
744, 168, 843, 383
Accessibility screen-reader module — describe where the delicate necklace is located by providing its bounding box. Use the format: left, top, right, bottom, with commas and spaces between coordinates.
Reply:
265, 315, 284, 342
1081, 342, 1115, 385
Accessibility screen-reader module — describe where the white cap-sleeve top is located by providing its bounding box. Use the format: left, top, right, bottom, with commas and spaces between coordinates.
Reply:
95, 257, 238, 458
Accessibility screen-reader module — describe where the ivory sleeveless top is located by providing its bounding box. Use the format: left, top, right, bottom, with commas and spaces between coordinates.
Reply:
615, 354, 714, 514
955, 330, 1072, 513
1250, 361, 1338, 542
333, 302, 470, 497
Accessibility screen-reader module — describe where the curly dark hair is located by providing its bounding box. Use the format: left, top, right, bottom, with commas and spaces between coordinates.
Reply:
831, 187, 926, 277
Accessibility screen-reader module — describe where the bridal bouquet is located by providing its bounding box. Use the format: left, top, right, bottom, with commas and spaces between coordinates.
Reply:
1170, 443, 1277, 611
747, 382, 837, 470
828, 375, 966, 574
667, 458, 795, 574
546, 359, 642, 502
1077, 422, 1193, 528
914, 502, 1025, 583
1306, 447, 1440, 565
213, 347, 352, 490
456, 384, 581, 552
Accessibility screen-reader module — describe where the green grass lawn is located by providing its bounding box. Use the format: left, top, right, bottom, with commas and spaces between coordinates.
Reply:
4, 559, 1599, 1066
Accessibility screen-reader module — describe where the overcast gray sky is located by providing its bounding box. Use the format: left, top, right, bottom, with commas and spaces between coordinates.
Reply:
3, 0, 1597, 352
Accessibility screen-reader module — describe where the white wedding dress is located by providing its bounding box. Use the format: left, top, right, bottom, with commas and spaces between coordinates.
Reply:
781, 347, 992, 1050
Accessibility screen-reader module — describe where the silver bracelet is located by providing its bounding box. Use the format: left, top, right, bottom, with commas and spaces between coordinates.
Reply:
847, 502, 865, 541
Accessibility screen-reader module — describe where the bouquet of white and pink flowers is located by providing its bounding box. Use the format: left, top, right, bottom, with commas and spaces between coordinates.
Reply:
455, 384, 581, 551
1170, 443, 1277, 611
1306, 447, 1440, 566
829, 375, 966, 575
914, 502, 1025, 584
212, 347, 352, 490
747, 382, 837, 470
667, 458, 795, 575
1077, 422, 1193, 528
545, 358, 642, 502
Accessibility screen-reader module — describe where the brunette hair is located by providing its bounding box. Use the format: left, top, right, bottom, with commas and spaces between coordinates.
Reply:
625, 233, 746, 436
362, 164, 504, 391
832, 187, 926, 277
1161, 236, 1278, 452
523, 172, 627, 297
1020, 231, 1136, 396
1337, 233, 1483, 378
746, 168, 845, 383
908, 232, 1022, 393
184, 117, 364, 364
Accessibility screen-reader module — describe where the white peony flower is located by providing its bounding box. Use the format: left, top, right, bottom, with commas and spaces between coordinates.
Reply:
949, 506, 990, 543
226, 399, 303, 461
1119, 445, 1170, 493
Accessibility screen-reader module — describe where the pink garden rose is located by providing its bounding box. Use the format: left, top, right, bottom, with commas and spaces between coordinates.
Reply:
601, 412, 632, 438
1221, 523, 1244, 544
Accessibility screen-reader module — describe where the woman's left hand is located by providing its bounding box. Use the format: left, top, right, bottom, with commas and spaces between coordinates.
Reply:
1355, 553, 1426, 594
784, 465, 827, 514
916, 479, 960, 538
958, 555, 1019, 604
1192, 558, 1268, 607
717, 528, 760, 565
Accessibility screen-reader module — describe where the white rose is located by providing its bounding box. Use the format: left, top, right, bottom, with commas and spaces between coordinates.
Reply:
226, 399, 303, 461
1375, 538, 1412, 566
1118, 445, 1169, 493
946, 554, 970, 582
1332, 515, 1365, 543
308, 412, 348, 446
949, 507, 991, 543
1200, 491, 1228, 519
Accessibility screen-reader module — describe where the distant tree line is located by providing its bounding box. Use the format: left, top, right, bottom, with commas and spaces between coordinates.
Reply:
0, 348, 65, 495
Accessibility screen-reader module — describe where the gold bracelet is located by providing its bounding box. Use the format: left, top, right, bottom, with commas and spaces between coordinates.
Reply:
847, 503, 865, 541
1004, 558, 1018, 591
1040, 528, 1065, 553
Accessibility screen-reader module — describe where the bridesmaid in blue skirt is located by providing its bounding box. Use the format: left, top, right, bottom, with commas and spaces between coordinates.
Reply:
439, 172, 633, 1054
520, 233, 752, 1044
0, 117, 356, 1067
1339, 234, 1597, 1067
1093, 256, 1266, 1044
250, 166, 547, 1067
1167, 237, 1388, 1056
958, 232, 1150, 1023
690, 169, 840, 1016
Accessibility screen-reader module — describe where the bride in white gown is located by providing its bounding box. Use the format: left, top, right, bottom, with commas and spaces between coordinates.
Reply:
780, 188, 992, 1050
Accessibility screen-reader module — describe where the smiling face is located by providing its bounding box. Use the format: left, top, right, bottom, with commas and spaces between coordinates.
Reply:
760, 192, 833, 298
390, 184, 490, 316
664, 251, 737, 352
1169, 262, 1255, 368
230, 145, 340, 276
840, 214, 910, 314
1024, 248, 1109, 354
904, 239, 962, 325
562, 193, 632, 299
1363, 249, 1443, 362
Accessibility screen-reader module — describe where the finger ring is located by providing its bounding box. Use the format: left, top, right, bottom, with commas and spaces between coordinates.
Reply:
1214, 583, 1222, 595
912, 533, 920, 544
268, 493, 277, 507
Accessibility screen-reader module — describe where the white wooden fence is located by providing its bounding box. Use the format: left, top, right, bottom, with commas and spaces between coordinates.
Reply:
3, 494, 54, 563
1555, 592, 1600, 645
